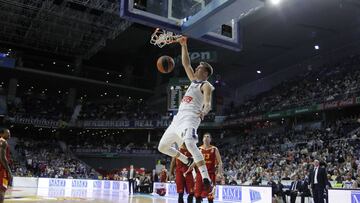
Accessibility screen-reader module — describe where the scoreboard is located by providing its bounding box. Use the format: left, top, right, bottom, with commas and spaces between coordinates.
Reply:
168, 78, 190, 111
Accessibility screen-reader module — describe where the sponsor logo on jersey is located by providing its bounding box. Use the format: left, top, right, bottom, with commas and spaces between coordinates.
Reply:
249, 189, 262, 202
181, 96, 193, 103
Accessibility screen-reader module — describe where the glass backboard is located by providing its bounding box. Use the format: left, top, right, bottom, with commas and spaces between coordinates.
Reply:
120, 0, 264, 51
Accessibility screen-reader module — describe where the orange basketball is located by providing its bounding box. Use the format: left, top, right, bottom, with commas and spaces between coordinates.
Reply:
157, 55, 175, 73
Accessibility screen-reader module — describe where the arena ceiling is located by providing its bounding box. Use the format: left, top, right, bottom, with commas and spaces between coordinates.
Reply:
87, 0, 360, 86
0, 0, 359, 88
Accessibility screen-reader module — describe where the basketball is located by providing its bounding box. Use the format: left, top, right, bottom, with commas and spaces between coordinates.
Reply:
157, 55, 175, 74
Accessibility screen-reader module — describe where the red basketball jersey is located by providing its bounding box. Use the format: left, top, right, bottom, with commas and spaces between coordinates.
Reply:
200, 145, 217, 174
176, 147, 192, 172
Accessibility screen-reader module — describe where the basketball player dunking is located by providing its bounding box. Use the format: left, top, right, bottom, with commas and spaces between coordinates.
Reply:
0, 129, 12, 203
158, 36, 215, 193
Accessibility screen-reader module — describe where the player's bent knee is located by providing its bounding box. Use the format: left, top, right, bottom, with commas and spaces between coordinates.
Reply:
157, 142, 168, 153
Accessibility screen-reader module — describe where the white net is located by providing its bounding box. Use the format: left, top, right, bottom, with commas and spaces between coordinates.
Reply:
150, 28, 182, 48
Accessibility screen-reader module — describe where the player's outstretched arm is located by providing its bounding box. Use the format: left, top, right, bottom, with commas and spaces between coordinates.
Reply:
178, 37, 195, 81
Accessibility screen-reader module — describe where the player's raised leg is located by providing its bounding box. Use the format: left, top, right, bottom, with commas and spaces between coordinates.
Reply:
158, 126, 192, 165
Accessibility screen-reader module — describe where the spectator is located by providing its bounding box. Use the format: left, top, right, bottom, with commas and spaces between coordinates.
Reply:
229, 178, 238, 185
299, 174, 311, 203
275, 180, 287, 203
289, 175, 300, 203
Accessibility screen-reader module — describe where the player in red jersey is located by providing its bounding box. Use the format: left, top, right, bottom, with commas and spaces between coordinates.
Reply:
185, 133, 223, 203
160, 165, 168, 183
170, 144, 194, 203
156, 165, 168, 196
0, 128, 12, 203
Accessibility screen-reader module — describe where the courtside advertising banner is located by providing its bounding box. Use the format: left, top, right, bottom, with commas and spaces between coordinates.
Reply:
37, 178, 129, 197
153, 183, 272, 203
328, 189, 360, 203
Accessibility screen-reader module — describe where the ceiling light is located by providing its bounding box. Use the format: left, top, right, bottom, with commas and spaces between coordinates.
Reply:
270, 0, 281, 5
314, 45, 320, 50
257, 70, 261, 74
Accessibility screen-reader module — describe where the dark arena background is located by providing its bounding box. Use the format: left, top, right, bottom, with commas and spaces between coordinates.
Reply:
0, 0, 359, 202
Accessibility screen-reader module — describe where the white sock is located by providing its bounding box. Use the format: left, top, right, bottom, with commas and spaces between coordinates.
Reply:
177, 153, 189, 165
198, 165, 210, 181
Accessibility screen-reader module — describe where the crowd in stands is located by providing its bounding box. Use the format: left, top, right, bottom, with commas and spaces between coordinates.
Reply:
226, 54, 360, 118
65, 132, 158, 154
79, 97, 160, 120
13, 138, 97, 179
6, 116, 360, 195
7, 90, 71, 121
220, 115, 360, 190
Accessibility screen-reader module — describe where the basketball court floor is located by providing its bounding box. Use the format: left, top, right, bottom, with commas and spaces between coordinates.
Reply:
5, 187, 211, 203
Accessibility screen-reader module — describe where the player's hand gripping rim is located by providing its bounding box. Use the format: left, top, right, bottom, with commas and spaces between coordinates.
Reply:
176, 36, 188, 46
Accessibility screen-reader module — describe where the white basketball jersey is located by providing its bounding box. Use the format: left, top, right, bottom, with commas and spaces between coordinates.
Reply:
178, 80, 215, 113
